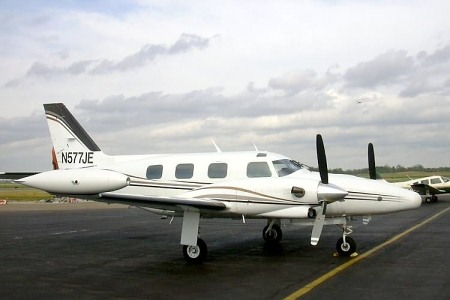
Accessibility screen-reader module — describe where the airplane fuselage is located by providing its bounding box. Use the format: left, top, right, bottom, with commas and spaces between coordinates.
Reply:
24, 150, 421, 219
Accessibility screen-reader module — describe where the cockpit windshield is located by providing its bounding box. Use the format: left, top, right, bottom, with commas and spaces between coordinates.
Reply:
443, 177, 449, 183
272, 159, 305, 177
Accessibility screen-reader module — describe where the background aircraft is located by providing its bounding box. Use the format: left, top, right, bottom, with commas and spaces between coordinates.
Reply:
394, 175, 450, 203
14, 103, 421, 263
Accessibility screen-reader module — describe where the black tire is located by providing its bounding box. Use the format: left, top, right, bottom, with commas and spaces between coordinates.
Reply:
425, 197, 432, 203
336, 236, 356, 256
262, 224, 282, 243
308, 208, 317, 218
182, 238, 207, 264
432, 195, 438, 202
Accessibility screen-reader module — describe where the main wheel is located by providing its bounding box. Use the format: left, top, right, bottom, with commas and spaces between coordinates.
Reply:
432, 195, 438, 202
425, 197, 432, 203
182, 238, 207, 264
262, 224, 282, 243
336, 236, 356, 256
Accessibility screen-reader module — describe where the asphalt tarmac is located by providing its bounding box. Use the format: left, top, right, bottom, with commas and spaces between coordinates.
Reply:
0, 197, 449, 300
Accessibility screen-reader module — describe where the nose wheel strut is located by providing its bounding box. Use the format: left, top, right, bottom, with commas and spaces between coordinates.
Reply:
336, 220, 356, 256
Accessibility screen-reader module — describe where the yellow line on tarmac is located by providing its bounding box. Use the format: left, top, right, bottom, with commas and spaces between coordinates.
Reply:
284, 206, 450, 300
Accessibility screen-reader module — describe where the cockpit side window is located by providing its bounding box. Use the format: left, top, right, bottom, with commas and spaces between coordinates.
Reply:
272, 159, 303, 177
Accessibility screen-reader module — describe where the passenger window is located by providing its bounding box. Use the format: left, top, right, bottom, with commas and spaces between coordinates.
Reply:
430, 178, 441, 184
208, 163, 228, 178
247, 162, 272, 178
146, 165, 163, 179
175, 163, 194, 179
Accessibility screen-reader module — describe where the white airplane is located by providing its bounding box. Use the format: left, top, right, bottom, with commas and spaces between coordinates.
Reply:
394, 175, 450, 203
15, 103, 421, 263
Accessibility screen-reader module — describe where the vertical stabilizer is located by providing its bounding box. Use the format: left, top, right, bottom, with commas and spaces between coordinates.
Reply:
44, 103, 108, 169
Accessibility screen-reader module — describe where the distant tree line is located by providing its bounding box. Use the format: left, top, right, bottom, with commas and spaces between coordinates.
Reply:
309, 165, 450, 175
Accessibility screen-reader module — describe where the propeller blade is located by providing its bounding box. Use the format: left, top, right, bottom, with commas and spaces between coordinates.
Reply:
311, 201, 327, 245
368, 143, 377, 180
316, 134, 328, 184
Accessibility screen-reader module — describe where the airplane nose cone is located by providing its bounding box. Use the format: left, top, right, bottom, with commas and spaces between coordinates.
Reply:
402, 189, 422, 210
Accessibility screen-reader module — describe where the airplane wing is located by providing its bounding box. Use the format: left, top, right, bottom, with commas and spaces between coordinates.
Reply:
100, 192, 227, 212
410, 183, 445, 195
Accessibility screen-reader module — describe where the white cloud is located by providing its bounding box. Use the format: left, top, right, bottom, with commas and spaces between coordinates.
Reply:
344, 50, 414, 88
4, 33, 214, 85
1, 0, 450, 170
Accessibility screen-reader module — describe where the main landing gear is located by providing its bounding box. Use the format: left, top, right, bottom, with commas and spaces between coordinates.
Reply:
182, 238, 207, 264
180, 211, 207, 264
262, 223, 283, 243
425, 195, 438, 203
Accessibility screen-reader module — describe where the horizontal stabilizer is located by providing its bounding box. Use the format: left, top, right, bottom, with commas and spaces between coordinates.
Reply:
16, 169, 129, 194
0, 172, 39, 180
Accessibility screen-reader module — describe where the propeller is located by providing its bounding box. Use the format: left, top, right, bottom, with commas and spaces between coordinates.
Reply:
316, 134, 328, 184
311, 202, 327, 245
368, 143, 377, 180
311, 134, 348, 246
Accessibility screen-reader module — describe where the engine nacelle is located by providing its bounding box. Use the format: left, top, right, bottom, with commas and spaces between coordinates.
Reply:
16, 169, 130, 195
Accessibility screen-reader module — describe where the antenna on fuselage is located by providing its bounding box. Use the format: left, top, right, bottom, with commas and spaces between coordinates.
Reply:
211, 139, 222, 153
253, 143, 259, 151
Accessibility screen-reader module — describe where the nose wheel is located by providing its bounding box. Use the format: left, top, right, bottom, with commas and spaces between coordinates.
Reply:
336, 236, 356, 256
335, 219, 357, 256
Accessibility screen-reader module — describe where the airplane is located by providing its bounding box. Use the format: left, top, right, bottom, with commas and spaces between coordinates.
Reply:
394, 175, 450, 203
14, 103, 422, 263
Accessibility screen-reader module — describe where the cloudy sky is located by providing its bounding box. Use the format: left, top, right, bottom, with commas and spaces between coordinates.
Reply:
1, 0, 450, 171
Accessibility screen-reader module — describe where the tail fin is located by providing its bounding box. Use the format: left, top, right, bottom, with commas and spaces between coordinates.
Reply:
44, 103, 108, 169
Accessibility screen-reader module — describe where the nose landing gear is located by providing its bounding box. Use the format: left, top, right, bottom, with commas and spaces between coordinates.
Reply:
336, 236, 356, 256
336, 222, 357, 256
